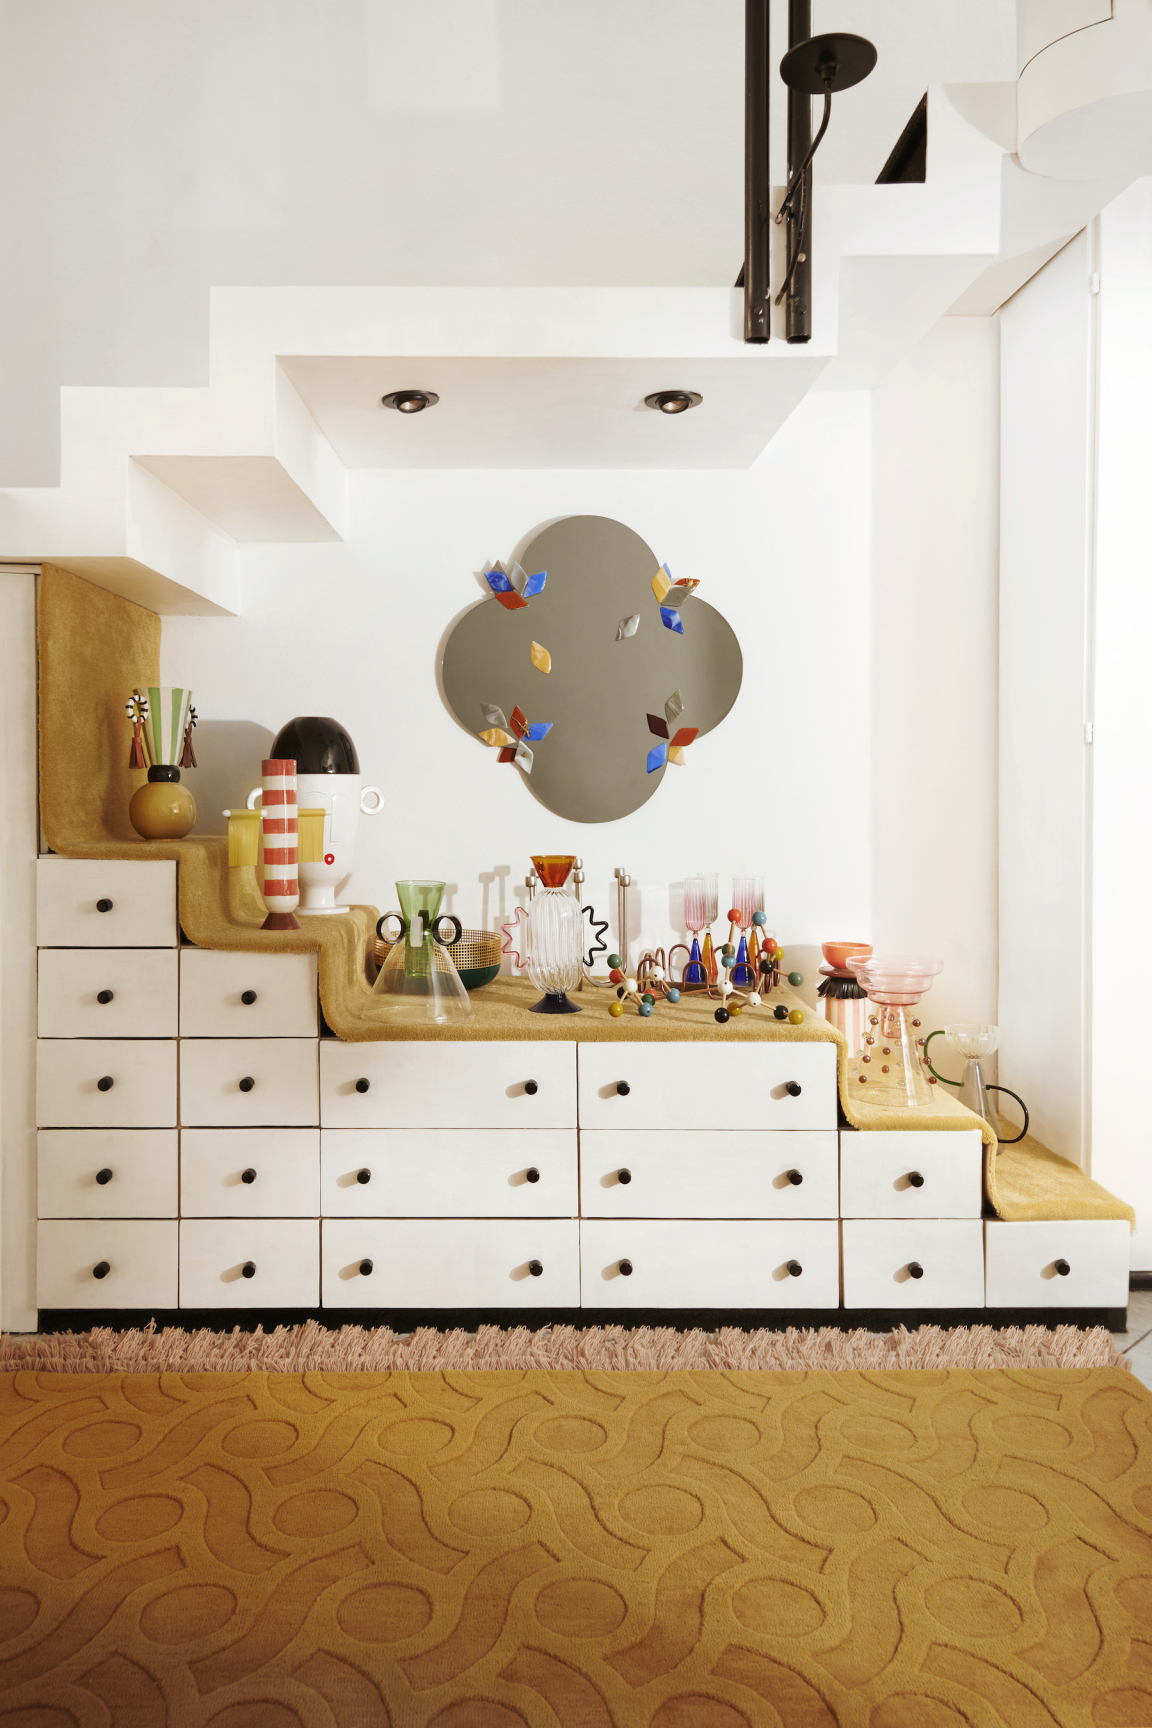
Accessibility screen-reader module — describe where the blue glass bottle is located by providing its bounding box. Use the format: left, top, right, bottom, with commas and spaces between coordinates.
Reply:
683, 937, 706, 985
731, 934, 755, 987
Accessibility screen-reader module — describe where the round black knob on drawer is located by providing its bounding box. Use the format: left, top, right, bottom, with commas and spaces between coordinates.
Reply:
96, 898, 113, 913
786, 1260, 803, 1277
97, 1076, 114, 1092
785, 1081, 802, 1097
93, 1261, 110, 1279
238, 1076, 255, 1093
95, 1168, 113, 1186
617, 1168, 632, 1185
528, 1259, 544, 1277
526, 1167, 541, 1183
907, 1171, 925, 1188
524, 1080, 538, 1095
356, 1168, 372, 1185
241, 1262, 256, 1279
619, 1259, 634, 1276
355, 1078, 370, 1094
786, 1169, 803, 1185
241, 990, 257, 1005
908, 1262, 924, 1280
1055, 1258, 1071, 1276
97, 989, 114, 1005
616, 1081, 631, 1096
241, 1168, 257, 1185
359, 1259, 374, 1276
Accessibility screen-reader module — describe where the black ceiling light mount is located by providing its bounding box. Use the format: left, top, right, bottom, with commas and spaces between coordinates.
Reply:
644, 390, 703, 414
381, 389, 440, 413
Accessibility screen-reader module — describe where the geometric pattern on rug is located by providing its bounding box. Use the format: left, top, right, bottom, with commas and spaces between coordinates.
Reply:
1, 1366, 1150, 1727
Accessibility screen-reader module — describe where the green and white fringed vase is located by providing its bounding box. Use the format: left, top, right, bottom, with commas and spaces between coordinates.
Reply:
127, 686, 198, 840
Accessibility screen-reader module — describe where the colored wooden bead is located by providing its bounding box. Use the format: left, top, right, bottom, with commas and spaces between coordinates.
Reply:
639, 1002, 653, 1017
616, 986, 626, 999
715, 1007, 730, 1023
729, 1003, 743, 1016
752, 910, 766, 926
858, 1074, 867, 1082
609, 968, 623, 984
642, 992, 655, 1005
607, 953, 622, 969
726, 907, 740, 923
625, 978, 637, 993
650, 966, 665, 982
666, 987, 681, 1003
609, 1001, 624, 1017
788, 1009, 803, 1025
720, 979, 733, 998
721, 952, 736, 969
774, 1004, 788, 1021
788, 971, 803, 987
747, 991, 761, 1006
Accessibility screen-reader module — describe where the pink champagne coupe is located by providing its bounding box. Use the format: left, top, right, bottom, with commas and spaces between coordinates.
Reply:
683, 875, 708, 985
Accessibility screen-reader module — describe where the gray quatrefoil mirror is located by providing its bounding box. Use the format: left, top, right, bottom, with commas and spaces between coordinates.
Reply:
441, 514, 743, 822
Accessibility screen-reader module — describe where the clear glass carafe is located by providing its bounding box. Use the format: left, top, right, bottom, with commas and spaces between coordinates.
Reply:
371, 879, 472, 1024
846, 954, 943, 1109
525, 854, 583, 1014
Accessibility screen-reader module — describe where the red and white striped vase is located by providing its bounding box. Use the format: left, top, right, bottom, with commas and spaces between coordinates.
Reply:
259, 758, 301, 931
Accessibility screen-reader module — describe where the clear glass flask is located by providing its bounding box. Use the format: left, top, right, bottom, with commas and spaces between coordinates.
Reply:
371, 879, 472, 1023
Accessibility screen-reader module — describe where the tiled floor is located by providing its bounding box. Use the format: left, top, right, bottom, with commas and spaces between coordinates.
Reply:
1112, 1288, 1152, 1388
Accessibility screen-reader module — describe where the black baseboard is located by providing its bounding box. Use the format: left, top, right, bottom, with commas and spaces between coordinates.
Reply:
36, 1304, 1128, 1337
1131, 1272, 1152, 1290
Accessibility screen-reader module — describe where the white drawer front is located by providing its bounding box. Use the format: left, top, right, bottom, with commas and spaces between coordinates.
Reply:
38, 1130, 178, 1219
179, 1039, 318, 1127
181, 1129, 320, 1217
576, 1043, 836, 1131
321, 1129, 577, 1217
985, 1219, 1130, 1308
180, 949, 318, 1038
580, 1131, 839, 1218
38, 1219, 178, 1309
37, 1039, 176, 1128
38, 949, 178, 1039
180, 1219, 319, 1307
842, 1219, 985, 1308
321, 1218, 580, 1307
580, 1219, 839, 1308
839, 1130, 983, 1219
37, 858, 176, 948
321, 1041, 576, 1129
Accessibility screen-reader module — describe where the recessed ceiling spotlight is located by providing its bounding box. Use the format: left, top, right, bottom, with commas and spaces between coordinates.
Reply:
381, 389, 440, 413
644, 390, 702, 414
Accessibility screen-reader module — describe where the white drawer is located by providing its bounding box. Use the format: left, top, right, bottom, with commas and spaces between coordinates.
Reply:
839, 1130, 983, 1218
180, 949, 318, 1038
842, 1219, 985, 1308
576, 1043, 836, 1131
320, 1130, 577, 1217
37, 1039, 176, 1128
38, 948, 179, 1039
580, 1131, 839, 1218
580, 1219, 839, 1308
985, 1219, 1130, 1308
181, 1130, 320, 1217
38, 1130, 178, 1218
321, 1218, 580, 1307
320, 1041, 576, 1129
37, 858, 176, 947
180, 1219, 319, 1307
37, 1219, 178, 1309
179, 1039, 318, 1127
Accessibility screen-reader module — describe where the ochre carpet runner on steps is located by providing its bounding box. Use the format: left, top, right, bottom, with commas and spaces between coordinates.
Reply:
1, 1368, 1151, 1725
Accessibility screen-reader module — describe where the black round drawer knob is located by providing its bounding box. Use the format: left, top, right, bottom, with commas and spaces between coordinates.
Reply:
619, 1258, 634, 1276
359, 1259, 374, 1276
241, 990, 257, 1005
617, 1168, 632, 1185
786, 1260, 803, 1277
95, 1168, 113, 1186
356, 1168, 372, 1185
1055, 1258, 1071, 1276
96, 898, 113, 913
528, 1259, 544, 1277
238, 1077, 255, 1093
908, 1171, 925, 1188
97, 1076, 114, 1092
526, 1167, 541, 1183
785, 1081, 802, 1097
355, 1078, 370, 1094
241, 1168, 257, 1185
97, 989, 114, 1005
242, 1262, 256, 1279
92, 1260, 110, 1279
616, 1081, 631, 1096
908, 1262, 924, 1279
524, 1080, 538, 1095
786, 1169, 803, 1185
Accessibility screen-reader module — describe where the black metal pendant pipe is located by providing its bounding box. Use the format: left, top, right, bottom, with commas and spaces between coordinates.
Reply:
785, 0, 813, 343
743, 0, 771, 342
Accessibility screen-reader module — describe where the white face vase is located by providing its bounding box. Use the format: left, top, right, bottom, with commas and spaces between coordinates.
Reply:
247, 774, 383, 914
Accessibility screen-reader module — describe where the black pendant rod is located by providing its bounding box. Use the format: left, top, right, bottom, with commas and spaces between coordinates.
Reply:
742, 0, 771, 342
784, 0, 813, 344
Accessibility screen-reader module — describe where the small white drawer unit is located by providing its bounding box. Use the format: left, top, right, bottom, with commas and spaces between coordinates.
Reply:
841, 1219, 986, 1308
180, 1219, 319, 1307
180, 949, 318, 1038
179, 1039, 318, 1127
37, 1219, 178, 1309
38, 1130, 178, 1219
580, 1219, 840, 1308
37, 858, 177, 947
577, 1043, 837, 1131
321, 1041, 577, 1129
839, 1130, 983, 1219
38, 949, 179, 1039
180, 1130, 320, 1217
320, 1129, 578, 1217
580, 1130, 839, 1219
984, 1219, 1130, 1308
37, 1039, 177, 1128
321, 1218, 580, 1308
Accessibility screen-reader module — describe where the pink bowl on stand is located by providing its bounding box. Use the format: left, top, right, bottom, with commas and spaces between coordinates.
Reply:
845, 954, 942, 1006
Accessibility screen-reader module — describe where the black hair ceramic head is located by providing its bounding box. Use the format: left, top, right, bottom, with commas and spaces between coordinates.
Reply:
269, 716, 360, 775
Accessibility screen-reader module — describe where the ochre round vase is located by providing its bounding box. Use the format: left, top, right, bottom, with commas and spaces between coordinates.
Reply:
129, 765, 196, 840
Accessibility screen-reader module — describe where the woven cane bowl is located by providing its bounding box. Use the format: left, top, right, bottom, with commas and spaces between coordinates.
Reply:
373, 926, 502, 992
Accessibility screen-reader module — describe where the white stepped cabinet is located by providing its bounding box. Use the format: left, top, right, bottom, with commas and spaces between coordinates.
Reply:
33, 857, 1130, 1319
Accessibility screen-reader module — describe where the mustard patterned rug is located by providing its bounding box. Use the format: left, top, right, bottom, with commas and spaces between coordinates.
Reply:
2, 1367, 1151, 1726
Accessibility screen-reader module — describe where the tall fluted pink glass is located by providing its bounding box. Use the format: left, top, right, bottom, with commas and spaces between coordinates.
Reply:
684, 876, 707, 935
